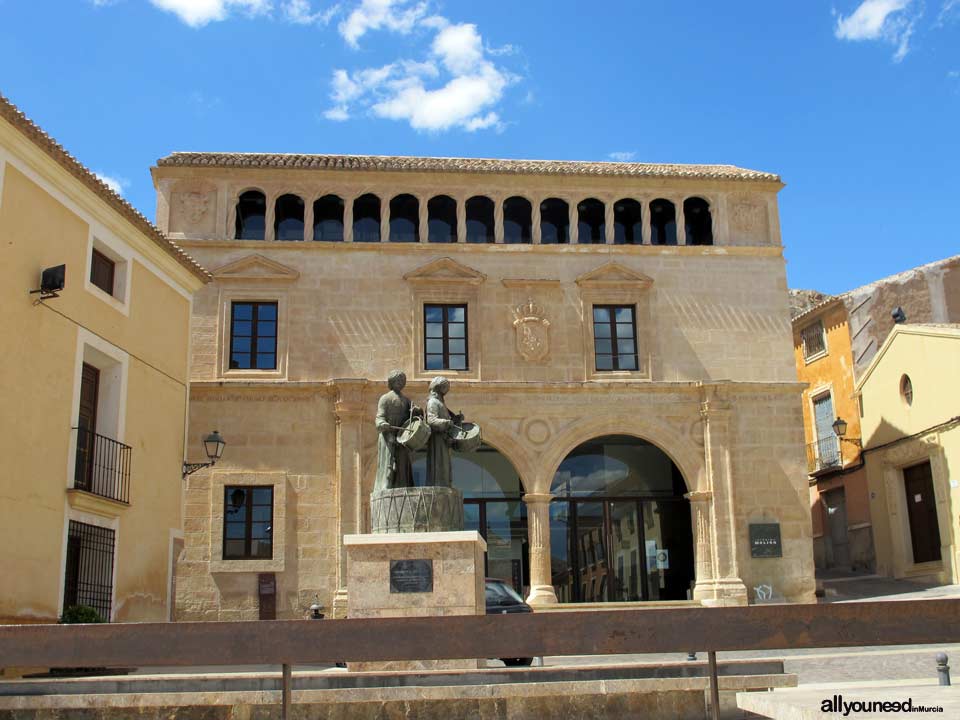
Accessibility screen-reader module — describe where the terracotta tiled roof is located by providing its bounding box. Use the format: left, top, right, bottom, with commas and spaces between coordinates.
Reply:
157, 152, 781, 183
0, 94, 209, 282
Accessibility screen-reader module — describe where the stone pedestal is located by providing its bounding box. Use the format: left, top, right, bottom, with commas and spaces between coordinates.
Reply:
370, 487, 464, 533
344, 531, 486, 671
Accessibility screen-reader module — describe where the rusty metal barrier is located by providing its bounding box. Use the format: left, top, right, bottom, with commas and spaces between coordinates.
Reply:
3, 599, 960, 720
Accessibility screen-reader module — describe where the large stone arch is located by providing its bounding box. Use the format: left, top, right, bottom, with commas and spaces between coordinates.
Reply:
531, 414, 706, 496
468, 418, 537, 495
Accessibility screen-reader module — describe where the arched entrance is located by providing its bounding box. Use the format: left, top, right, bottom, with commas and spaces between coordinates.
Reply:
412, 444, 528, 595
550, 435, 694, 603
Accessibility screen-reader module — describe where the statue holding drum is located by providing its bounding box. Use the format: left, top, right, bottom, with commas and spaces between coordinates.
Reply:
373, 370, 426, 493
424, 376, 481, 488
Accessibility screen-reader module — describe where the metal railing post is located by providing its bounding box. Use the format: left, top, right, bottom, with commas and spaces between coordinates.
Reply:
936, 653, 951, 686
707, 651, 720, 720
281, 663, 292, 719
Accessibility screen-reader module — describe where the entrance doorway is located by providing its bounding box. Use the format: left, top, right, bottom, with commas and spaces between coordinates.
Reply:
549, 435, 694, 603
412, 444, 528, 595
903, 461, 941, 564
823, 487, 851, 570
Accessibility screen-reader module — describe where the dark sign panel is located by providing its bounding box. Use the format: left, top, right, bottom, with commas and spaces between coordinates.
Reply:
749, 523, 782, 558
390, 559, 434, 593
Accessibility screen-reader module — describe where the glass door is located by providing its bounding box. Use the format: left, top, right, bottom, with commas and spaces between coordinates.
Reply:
573, 502, 607, 602
607, 501, 642, 602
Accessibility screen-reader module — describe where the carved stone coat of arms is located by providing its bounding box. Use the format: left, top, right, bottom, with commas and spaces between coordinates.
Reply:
512, 299, 550, 363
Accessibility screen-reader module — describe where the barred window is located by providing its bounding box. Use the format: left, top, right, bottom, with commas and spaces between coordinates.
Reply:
230, 302, 278, 370
63, 520, 115, 622
593, 305, 638, 371
801, 320, 826, 360
223, 486, 274, 560
424, 304, 468, 370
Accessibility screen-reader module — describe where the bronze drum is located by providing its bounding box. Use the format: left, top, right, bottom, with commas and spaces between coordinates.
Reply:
452, 422, 482, 452
398, 416, 430, 451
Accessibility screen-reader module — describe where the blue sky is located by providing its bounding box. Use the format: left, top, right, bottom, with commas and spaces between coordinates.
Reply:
1, 1, 957, 293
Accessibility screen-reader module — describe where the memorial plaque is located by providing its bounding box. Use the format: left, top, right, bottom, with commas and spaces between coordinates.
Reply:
749, 523, 782, 558
390, 559, 434, 593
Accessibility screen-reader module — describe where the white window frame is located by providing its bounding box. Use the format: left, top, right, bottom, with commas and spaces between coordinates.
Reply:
84, 227, 133, 315
801, 319, 828, 363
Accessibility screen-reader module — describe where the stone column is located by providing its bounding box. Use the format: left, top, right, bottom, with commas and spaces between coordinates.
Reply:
686, 490, 718, 603
494, 197, 504, 244
381, 196, 391, 243
303, 197, 314, 242
456, 196, 466, 243
531, 199, 542, 244
604, 200, 615, 244
419, 194, 429, 243
568, 200, 578, 244
641, 198, 652, 245
343, 196, 354, 242
676, 197, 686, 246
697, 395, 748, 605
524, 493, 558, 605
264, 193, 276, 242
331, 382, 366, 618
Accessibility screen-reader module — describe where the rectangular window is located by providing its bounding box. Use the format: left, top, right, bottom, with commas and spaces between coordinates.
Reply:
424, 304, 468, 370
801, 320, 826, 360
223, 486, 274, 560
230, 302, 278, 370
90, 249, 116, 296
63, 520, 115, 622
593, 305, 638, 371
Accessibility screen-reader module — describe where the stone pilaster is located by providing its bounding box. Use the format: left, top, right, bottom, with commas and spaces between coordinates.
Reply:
331, 382, 366, 618
686, 490, 717, 603
696, 394, 748, 606
524, 493, 558, 605
418, 194, 429, 243
456, 196, 466, 243
567, 200, 578, 244
381, 198, 391, 244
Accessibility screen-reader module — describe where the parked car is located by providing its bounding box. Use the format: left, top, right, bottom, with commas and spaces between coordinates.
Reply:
485, 578, 534, 667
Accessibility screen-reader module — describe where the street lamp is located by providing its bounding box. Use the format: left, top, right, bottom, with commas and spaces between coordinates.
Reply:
831, 418, 862, 448
182, 430, 226, 478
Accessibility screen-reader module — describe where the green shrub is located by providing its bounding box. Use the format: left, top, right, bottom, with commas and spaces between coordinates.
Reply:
59, 605, 105, 624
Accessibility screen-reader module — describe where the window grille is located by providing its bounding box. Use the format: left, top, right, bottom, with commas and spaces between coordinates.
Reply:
63, 520, 115, 622
801, 320, 826, 360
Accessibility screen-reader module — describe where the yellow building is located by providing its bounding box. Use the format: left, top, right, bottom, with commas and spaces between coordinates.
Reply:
0, 95, 209, 626
857, 324, 960, 584
792, 299, 871, 572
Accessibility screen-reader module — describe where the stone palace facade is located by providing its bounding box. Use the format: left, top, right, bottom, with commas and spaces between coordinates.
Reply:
152, 152, 816, 620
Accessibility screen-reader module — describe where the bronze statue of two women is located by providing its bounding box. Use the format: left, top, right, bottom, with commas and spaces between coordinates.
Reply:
374, 371, 477, 492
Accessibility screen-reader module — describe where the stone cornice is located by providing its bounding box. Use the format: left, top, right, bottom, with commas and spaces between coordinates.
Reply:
158, 152, 781, 184
176, 239, 785, 259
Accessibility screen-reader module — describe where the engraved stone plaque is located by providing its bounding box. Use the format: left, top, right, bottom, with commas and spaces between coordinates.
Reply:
390, 559, 434, 593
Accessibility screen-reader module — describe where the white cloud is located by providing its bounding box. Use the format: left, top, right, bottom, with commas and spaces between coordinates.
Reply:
937, 0, 960, 25
148, 0, 271, 28
834, 0, 917, 61
338, 0, 427, 47
283, 0, 340, 25
326, 17, 515, 132
95, 172, 129, 196
608, 151, 636, 162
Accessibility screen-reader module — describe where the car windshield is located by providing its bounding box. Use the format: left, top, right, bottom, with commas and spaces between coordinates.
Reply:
486, 581, 524, 605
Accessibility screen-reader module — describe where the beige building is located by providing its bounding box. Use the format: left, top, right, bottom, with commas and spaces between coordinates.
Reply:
152, 152, 816, 620
0, 95, 209, 626
857, 324, 960, 584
